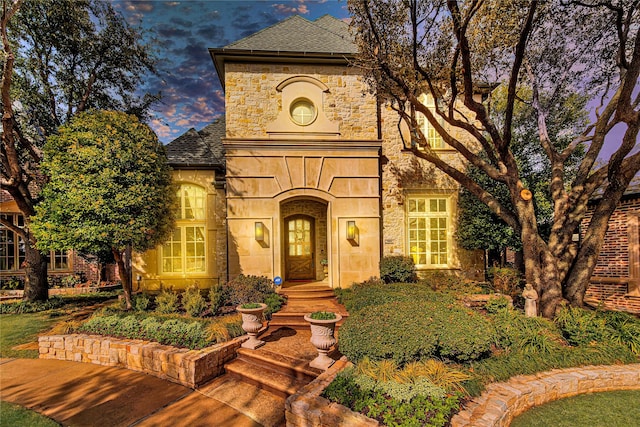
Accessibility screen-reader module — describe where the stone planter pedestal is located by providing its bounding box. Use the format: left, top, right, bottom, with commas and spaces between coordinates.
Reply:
304, 313, 342, 370
237, 303, 267, 349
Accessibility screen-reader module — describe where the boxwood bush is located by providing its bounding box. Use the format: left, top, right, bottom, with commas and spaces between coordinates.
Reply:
380, 255, 417, 284
339, 299, 494, 364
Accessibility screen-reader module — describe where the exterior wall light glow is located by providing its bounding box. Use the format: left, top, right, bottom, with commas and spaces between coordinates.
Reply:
347, 220, 359, 246
255, 221, 265, 242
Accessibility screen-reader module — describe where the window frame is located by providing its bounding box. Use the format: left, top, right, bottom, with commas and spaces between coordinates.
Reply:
0, 213, 25, 272
160, 184, 208, 275
406, 194, 453, 269
416, 94, 446, 150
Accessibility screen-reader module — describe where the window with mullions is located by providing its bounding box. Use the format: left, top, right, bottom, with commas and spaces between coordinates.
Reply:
416, 95, 446, 150
407, 196, 450, 267
161, 184, 207, 273
48, 250, 69, 271
0, 214, 25, 272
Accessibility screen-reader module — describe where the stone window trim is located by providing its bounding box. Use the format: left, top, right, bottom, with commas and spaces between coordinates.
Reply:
290, 98, 317, 126
405, 192, 455, 269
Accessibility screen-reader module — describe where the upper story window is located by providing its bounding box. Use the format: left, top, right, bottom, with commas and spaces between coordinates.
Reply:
290, 98, 316, 126
416, 95, 446, 150
407, 196, 451, 268
162, 184, 207, 274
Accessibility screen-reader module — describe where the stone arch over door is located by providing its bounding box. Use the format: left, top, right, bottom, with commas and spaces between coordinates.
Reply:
281, 198, 328, 281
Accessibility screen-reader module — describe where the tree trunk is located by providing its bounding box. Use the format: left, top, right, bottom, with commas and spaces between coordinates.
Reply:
22, 244, 48, 301
113, 247, 132, 310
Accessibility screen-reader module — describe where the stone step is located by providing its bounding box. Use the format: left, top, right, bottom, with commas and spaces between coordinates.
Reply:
224, 357, 309, 399
237, 347, 321, 382
269, 313, 347, 331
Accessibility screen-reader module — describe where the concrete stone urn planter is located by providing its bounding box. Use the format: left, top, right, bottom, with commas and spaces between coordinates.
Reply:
237, 303, 267, 349
304, 312, 342, 370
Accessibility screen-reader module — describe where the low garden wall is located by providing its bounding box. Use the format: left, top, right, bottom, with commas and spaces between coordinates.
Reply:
286, 362, 640, 427
38, 334, 246, 389
451, 363, 640, 426
286, 357, 379, 427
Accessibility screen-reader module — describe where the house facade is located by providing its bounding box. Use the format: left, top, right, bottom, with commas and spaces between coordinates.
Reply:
582, 182, 640, 314
134, 15, 483, 291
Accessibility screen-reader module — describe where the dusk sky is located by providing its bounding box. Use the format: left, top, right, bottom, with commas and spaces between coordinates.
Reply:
111, 1, 631, 162
112, 0, 350, 143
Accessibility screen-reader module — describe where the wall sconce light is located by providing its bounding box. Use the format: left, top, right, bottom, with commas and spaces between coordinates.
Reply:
347, 220, 359, 246
255, 221, 265, 242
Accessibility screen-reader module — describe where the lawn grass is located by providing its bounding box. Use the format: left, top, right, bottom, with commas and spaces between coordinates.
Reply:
0, 312, 62, 359
510, 390, 640, 427
0, 401, 60, 426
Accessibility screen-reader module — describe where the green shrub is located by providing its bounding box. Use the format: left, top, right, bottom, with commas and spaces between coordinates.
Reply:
309, 311, 336, 320
419, 271, 468, 292
323, 367, 461, 427
263, 293, 285, 319
1, 276, 24, 290
0, 298, 65, 314
133, 293, 150, 312
155, 288, 179, 314
339, 299, 493, 364
340, 281, 455, 313
380, 255, 417, 284
487, 267, 521, 297
78, 313, 215, 349
183, 284, 207, 317
485, 296, 511, 314
601, 310, 640, 355
223, 274, 274, 305
491, 309, 563, 354
208, 284, 224, 314
554, 306, 608, 346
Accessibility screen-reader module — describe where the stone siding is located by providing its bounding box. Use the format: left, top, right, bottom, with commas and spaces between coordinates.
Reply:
38, 334, 245, 389
225, 63, 377, 140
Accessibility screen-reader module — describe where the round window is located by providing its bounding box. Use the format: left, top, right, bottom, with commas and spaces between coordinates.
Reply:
290, 98, 316, 126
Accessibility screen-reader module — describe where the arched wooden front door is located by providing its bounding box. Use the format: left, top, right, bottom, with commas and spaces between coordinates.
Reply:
285, 215, 315, 280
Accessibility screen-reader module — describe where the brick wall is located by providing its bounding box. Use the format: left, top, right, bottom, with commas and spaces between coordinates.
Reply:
581, 196, 639, 278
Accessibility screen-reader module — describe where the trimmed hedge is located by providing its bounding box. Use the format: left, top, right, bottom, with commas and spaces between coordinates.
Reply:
380, 255, 417, 284
339, 299, 494, 364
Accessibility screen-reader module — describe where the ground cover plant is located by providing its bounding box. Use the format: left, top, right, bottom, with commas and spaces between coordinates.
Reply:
60, 276, 285, 350
330, 279, 640, 426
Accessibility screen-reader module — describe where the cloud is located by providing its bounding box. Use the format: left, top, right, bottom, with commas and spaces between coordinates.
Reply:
155, 23, 192, 38
272, 3, 309, 15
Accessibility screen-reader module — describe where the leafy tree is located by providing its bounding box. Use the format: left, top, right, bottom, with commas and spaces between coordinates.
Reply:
0, 0, 157, 301
458, 87, 588, 264
349, 0, 640, 317
31, 110, 175, 309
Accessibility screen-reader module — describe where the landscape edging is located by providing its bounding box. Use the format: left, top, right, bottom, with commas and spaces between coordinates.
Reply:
450, 363, 640, 426
38, 333, 246, 388
286, 360, 640, 427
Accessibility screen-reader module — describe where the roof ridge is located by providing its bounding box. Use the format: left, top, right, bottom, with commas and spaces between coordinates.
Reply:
224, 15, 310, 49
312, 15, 351, 39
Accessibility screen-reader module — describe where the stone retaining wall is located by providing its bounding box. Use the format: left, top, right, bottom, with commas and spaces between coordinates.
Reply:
451, 364, 640, 426
286, 362, 640, 427
285, 357, 379, 427
38, 334, 246, 389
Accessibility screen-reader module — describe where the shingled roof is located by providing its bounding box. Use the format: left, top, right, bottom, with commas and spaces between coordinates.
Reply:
210, 15, 356, 87
165, 116, 225, 169
223, 15, 355, 54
